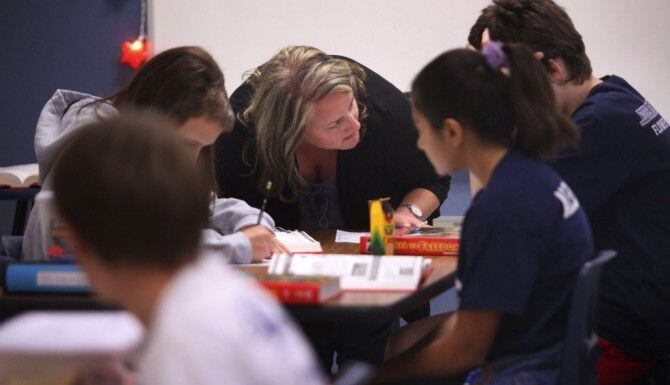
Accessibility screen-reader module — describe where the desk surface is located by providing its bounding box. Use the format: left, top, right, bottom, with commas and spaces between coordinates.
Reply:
242, 230, 458, 321
0, 230, 458, 322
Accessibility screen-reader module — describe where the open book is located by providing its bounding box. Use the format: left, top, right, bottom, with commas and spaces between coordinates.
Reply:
274, 230, 323, 253
0, 163, 39, 188
268, 253, 431, 292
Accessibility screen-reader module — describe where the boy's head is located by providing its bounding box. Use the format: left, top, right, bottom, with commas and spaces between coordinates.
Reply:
468, 0, 592, 85
52, 114, 211, 286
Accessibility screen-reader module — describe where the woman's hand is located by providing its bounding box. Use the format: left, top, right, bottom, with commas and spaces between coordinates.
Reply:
394, 206, 429, 228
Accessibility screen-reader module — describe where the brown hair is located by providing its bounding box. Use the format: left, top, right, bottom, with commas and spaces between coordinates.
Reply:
468, 0, 592, 84
412, 43, 579, 158
81, 46, 233, 192
52, 114, 211, 268
112, 46, 234, 128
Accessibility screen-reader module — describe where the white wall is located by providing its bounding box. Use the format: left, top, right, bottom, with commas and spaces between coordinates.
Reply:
152, 0, 670, 115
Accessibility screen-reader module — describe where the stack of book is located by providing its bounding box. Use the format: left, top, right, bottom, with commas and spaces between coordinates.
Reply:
250, 272, 340, 305
360, 217, 463, 256
253, 253, 432, 306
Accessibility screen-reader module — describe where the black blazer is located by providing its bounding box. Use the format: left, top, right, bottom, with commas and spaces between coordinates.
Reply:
214, 56, 450, 230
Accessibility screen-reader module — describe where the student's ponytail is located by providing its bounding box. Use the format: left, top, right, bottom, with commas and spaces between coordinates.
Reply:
500, 43, 579, 157
412, 42, 579, 159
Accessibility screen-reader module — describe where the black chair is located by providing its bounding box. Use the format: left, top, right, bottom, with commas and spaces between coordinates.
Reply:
332, 362, 375, 385
559, 250, 617, 385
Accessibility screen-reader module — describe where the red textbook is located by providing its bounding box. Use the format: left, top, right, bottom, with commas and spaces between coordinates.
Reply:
253, 274, 340, 305
360, 226, 460, 256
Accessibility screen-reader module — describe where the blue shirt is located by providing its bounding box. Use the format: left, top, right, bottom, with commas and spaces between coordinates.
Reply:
549, 75, 670, 358
458, 150, 593, 360
298, 175, 346, 229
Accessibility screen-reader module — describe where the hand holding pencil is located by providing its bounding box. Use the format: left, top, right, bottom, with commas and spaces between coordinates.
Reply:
243, 180, 288, 263
240, 225, 288, 263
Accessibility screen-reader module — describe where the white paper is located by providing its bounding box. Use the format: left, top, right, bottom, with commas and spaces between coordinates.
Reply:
236, 259, 272, 267
335, 230, 370, 243
268, 253, 426, 291
274, 230, 323, 253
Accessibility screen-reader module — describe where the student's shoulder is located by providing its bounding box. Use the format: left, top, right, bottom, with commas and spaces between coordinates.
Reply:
481, 153, 564, 218
159, 256, 252, 316
40, 89, 113, 126
574, 75, 648, 129
154, 261, 285, 351
492, 151, 562, 195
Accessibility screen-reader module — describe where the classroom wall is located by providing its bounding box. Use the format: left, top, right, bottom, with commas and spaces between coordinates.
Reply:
0, 0, 140, 236
152, 0, 670, 114
151, 0, 670, 215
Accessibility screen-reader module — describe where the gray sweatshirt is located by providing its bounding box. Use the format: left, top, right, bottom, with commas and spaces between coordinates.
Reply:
22, 89, 272, 264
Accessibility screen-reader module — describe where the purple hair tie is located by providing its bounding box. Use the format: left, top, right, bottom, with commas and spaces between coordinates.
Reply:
481, 41, 509, 71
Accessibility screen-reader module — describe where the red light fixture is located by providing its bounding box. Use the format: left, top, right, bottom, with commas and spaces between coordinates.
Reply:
121, 0, 150, 69
121, 38, 151, 68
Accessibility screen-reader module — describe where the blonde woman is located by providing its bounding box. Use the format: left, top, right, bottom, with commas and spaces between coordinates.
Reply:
214, 46, 451, 371
215, 46, 450, 231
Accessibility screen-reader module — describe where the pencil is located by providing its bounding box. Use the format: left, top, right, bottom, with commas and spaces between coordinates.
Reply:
256, 181, 272, 225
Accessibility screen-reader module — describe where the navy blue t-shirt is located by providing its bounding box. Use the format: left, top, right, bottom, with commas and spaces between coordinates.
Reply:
548, 76, 670, 358
458, 150, 593, 360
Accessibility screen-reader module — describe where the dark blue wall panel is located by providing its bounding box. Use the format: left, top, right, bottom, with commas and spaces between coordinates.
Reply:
0, 0, 141, 235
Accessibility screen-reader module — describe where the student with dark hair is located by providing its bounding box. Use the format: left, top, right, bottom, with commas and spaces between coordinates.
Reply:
51, 115, 324, 385
375, 42, 593, 385
468, 1, 670, 383
24, 46, 279, 264
216, 45, 450, 231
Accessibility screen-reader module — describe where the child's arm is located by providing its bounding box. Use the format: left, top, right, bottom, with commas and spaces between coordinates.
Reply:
210, 197, 275, 233
201, 230, 255, 264
374, 309, 500, 383
206, 198, 278, 263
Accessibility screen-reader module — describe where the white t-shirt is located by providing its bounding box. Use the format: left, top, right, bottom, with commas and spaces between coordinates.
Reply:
138, 251, 325, 385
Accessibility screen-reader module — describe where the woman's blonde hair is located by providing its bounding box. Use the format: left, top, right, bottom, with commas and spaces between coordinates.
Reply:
241, 45, 368, 202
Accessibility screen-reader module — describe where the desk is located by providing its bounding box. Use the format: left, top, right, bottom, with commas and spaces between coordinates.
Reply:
0, 230, 457, 322
241, 229, 457, 322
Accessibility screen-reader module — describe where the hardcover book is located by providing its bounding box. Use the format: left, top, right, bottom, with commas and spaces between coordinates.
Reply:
360, 226, 460, 256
